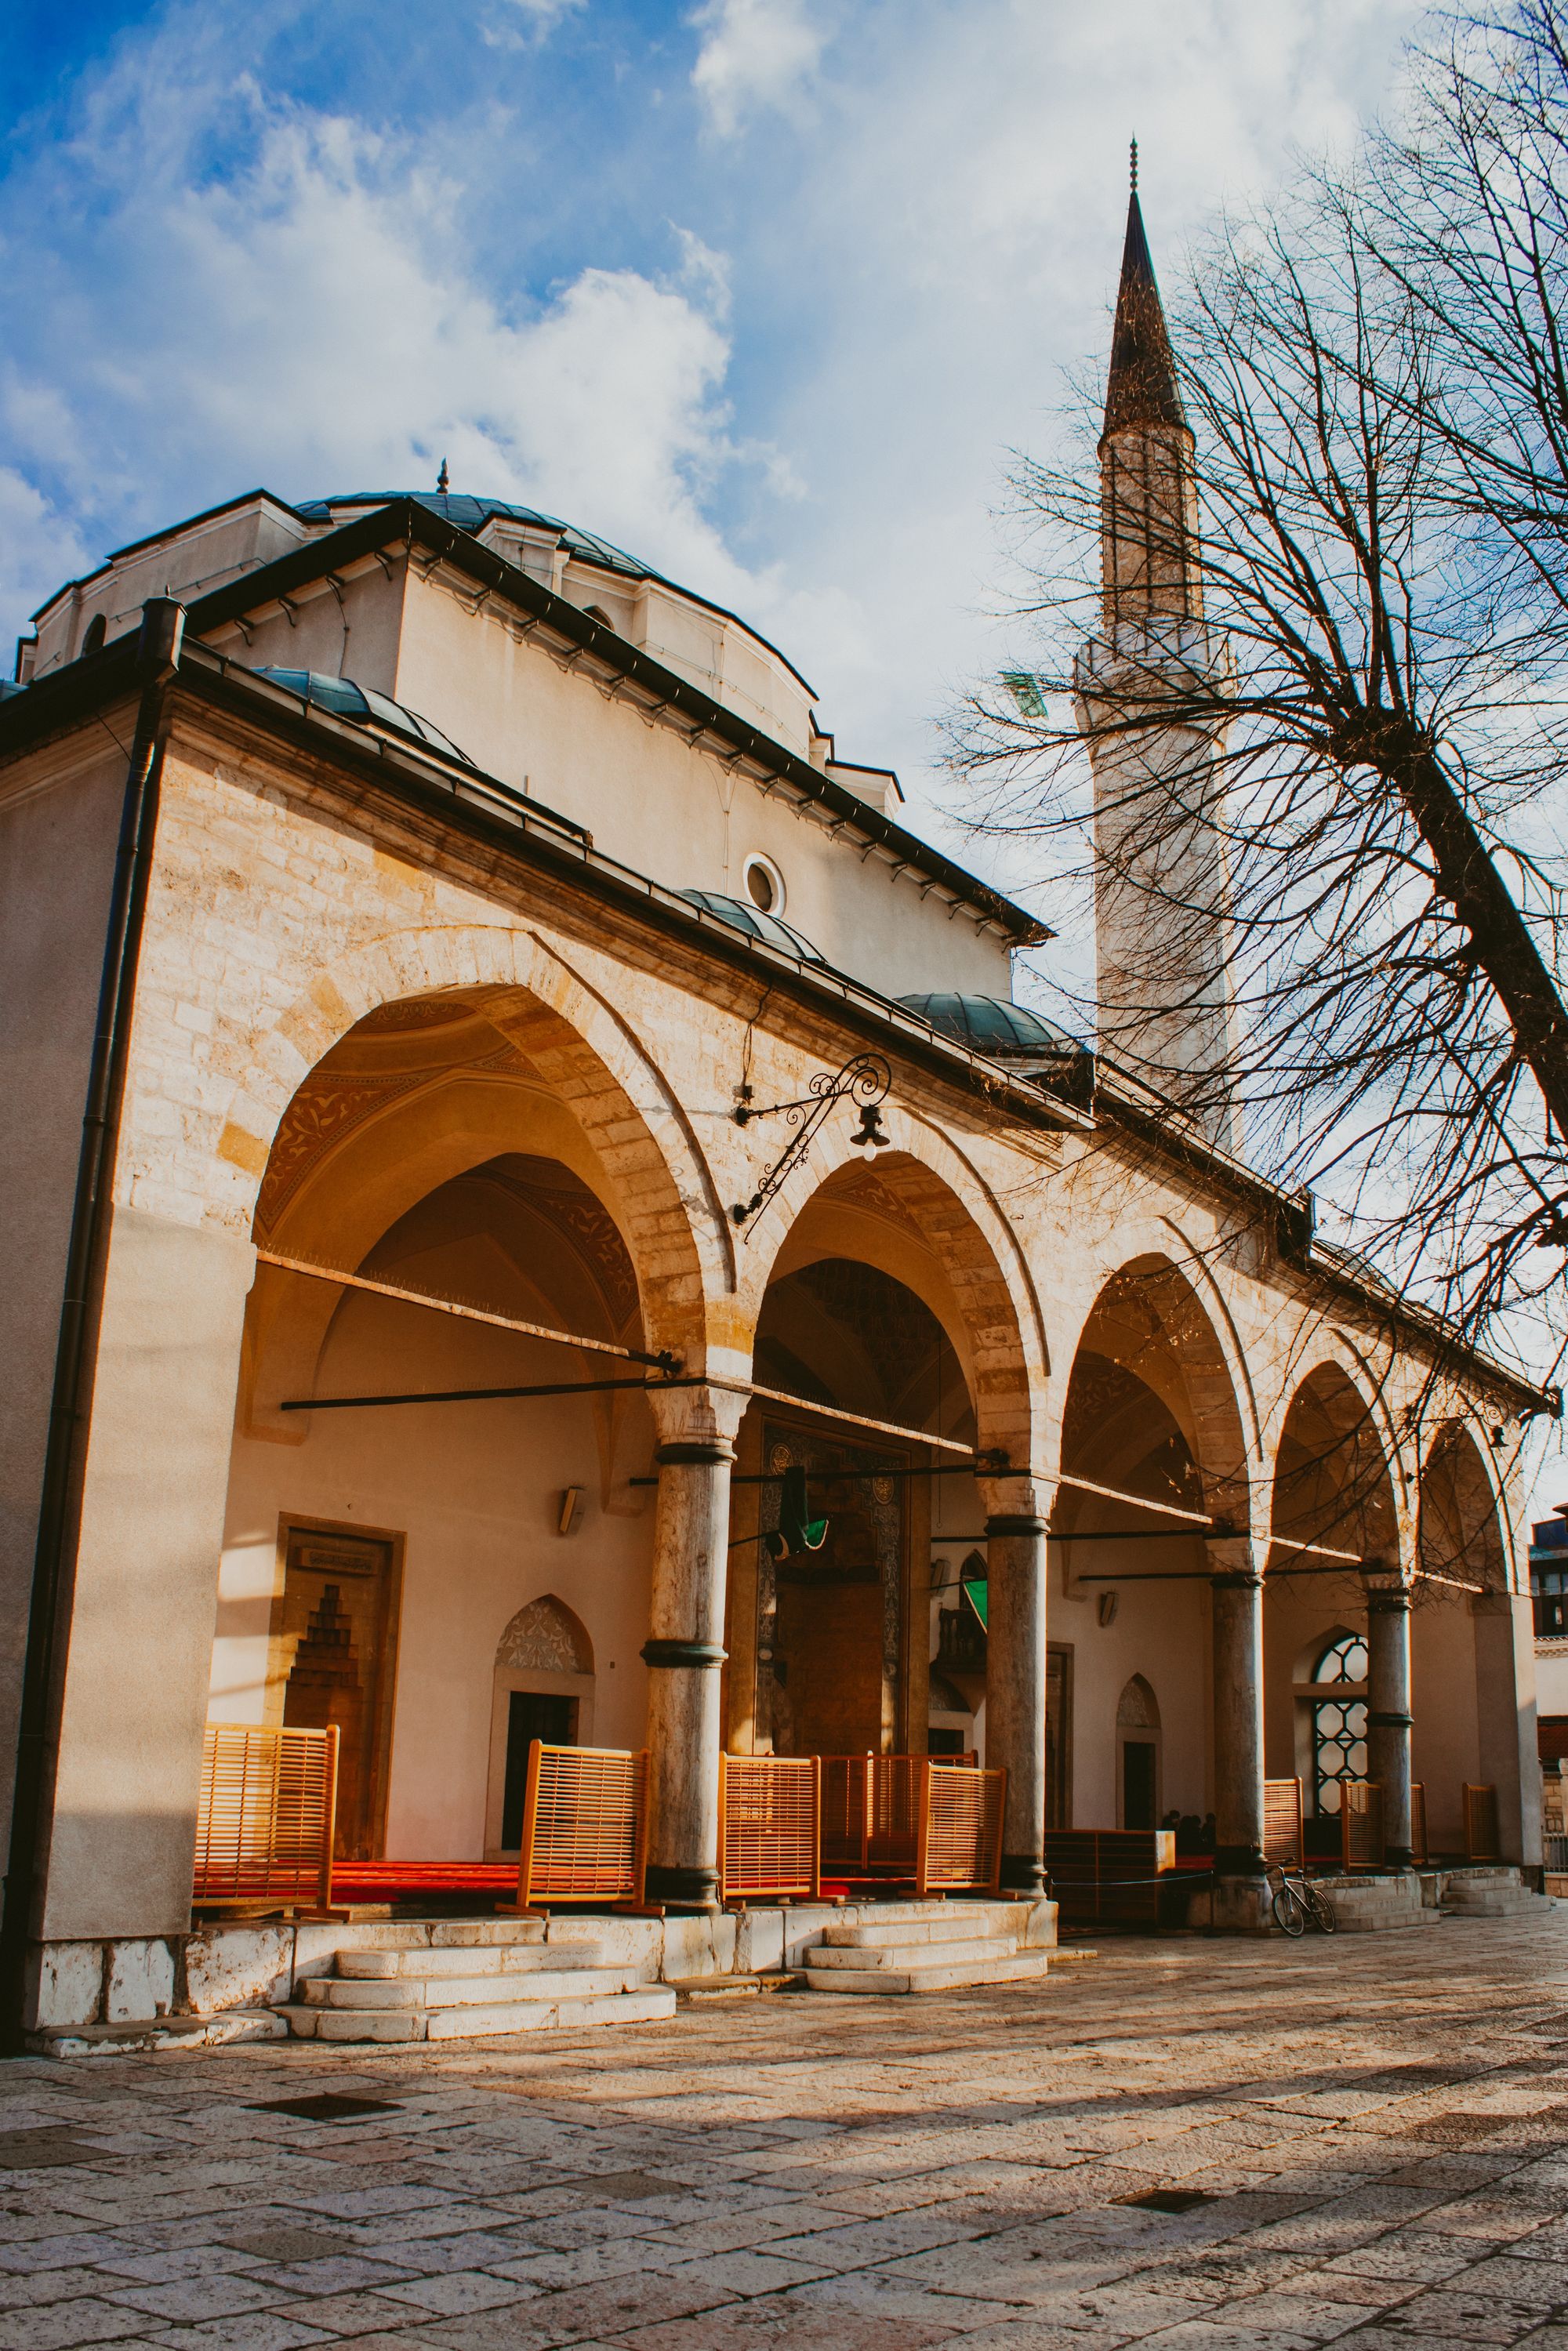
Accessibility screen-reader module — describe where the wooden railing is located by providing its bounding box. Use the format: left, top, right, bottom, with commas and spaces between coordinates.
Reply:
916, 1760, 1005, 1896
1044, 1829, 1176, 1927
1340, 1780, 1385, 1871
719, 1755, 820, 1901
192, 1723, 338, 1912
510, 1741, 648, 1912
1464, 1781, 1500, 1861
1263, 1778, 1303, 1867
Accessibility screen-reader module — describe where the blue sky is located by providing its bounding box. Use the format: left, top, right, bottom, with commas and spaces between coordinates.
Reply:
1, 0, 1423, 811
9, 0, 1566, 1506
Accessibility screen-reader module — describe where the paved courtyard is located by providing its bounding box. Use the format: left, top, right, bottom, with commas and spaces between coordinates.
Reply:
3, 1916, 1568, 2347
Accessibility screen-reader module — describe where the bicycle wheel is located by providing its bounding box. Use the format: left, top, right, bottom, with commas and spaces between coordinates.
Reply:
1302, 1881, 1338, 1935
1272, 1880, 1307, 1936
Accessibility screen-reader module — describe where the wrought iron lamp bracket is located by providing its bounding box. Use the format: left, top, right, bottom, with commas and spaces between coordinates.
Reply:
731, 1053, 891, 1229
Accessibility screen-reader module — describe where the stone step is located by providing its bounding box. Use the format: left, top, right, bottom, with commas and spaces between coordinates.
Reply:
824, 1901, 1026, 1930
1445, 1891, 1552, 1915
803, 1950, 1053, 1996
808, 1935, 1017, 1972
304, 1965, 637, 2008
276, 1985, 677, 2041
336, 1942, 604, 1980
820, 1915, 1018, 1950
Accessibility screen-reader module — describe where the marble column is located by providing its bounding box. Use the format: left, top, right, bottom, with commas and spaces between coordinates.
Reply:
1363, 1564, 1414, 1869
641, 1387, 745, 1907
981, 1474, 1048, 1893
1209, 1533, 1267, 1925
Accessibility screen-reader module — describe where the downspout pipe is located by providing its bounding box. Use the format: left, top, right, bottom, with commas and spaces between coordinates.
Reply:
0, 598, 184, 2048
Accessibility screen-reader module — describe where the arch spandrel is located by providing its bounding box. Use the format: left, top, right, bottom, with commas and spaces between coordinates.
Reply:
212, 926, 731, 1366
734, 1107, 1050, 1476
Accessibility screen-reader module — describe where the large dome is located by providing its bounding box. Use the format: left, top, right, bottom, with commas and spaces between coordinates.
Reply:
295, 494, 658, 585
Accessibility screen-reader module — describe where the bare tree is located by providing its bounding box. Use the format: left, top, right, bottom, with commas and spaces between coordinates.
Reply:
954, 23, 1568, 1379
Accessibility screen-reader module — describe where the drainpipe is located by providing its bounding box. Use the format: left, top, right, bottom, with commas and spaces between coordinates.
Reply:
0, 597, 184, 2047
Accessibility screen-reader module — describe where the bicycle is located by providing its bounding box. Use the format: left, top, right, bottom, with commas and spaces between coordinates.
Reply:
1265, 1860, 1338, 1936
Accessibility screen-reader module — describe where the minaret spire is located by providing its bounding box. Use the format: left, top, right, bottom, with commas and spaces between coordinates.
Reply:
1098, 158, 1199, 626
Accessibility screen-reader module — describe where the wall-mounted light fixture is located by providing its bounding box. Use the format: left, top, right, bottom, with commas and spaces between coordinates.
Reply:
557, 1486, 583, 1536
731, 1053, 892, 1228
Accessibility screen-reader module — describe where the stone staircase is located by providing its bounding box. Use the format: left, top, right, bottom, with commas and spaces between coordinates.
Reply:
1441, 1867, 1558, 1921
1312, 1872, 1443, 1932
801, 1900, 1054, 1994
274, 1919, 676, 2041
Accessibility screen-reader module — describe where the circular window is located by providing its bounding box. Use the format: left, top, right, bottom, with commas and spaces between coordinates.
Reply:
743, 854, 784, 916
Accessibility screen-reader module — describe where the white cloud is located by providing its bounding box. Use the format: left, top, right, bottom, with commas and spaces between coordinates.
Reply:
689, 0, 823, 137
482, 0, 583, 50
0, 472, 91, 659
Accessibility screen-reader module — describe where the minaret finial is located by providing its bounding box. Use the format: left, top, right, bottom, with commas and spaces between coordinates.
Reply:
436, 457, 450, 495
1130, 137, 1138, 196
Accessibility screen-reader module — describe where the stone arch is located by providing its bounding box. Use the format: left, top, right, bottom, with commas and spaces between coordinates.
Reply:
1061, 1251, 1254, 1529
736, 1105, 1048, 1472
220, 925, 731, 1364
495, 1595, 593, 1674
1269, 1362, 1400, 1569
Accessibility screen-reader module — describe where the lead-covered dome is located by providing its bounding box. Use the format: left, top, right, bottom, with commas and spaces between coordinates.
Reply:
677, 890, 824, 963
898, 993, 1081, 1059
252, 669, 477, 768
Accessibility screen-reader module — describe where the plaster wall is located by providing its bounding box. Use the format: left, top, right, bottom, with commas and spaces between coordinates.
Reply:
1411, 1592, 1485, 1853
1536, 1644, 1568, 1716
1051, 1544, 1213, 1826
217, 1280, 657, 1861
0, 733, 125, 1882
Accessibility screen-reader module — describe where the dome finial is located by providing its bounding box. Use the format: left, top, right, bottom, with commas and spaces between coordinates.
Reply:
1130, 136, 1138, 196
436, 457, 450, 495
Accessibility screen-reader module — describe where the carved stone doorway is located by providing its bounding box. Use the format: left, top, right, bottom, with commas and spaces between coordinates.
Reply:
274, 1520, 402, 1859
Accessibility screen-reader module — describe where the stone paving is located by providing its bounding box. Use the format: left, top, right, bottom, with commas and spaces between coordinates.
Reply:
4, 1914, 1568, 2346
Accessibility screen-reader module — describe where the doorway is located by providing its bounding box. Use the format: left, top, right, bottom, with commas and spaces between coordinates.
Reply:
500, 1690, 579, 1848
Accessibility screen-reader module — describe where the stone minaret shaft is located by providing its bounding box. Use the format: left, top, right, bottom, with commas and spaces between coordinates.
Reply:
1076, 169, 1241, 1156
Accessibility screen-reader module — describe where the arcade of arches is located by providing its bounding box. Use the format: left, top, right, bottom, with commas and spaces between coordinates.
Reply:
205, 988, 1539, 1910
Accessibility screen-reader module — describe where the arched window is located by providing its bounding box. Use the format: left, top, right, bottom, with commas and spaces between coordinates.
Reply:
1309, 1633, 1368, 1816
82, 614, 107, 655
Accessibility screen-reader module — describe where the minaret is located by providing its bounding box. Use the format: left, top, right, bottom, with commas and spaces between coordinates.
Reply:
1076, 151, 1241, 1155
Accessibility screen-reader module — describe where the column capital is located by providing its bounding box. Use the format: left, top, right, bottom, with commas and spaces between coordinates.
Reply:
975, 1475, 1047, 1522
645, 1380, 749, 1451
1205, 1531, 1260, 1586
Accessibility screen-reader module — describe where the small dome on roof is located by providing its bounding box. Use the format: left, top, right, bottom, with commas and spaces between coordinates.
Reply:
898, 993, 1081, 1058
252, 669, 476, 769
677, 890, 824, 963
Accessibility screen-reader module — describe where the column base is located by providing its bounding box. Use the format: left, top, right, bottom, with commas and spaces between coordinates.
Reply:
644, 1864, 719, 1909
1000, 1852, 1046, 1895
1210, 1873, 1274, 1935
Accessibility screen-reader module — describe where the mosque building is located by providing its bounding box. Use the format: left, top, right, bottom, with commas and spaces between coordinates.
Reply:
0, 182, 1547, 2042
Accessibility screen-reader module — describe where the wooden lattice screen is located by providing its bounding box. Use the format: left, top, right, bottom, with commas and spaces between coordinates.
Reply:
719, 1755, 821, 1901
192, 1722, 338, 1910
512, 1741, 648, 1910
1262, 1778, 1303, 1866
1463, 1781, 1500, 1862
916, 1761, 1005, 1896
1340, 1780, 1385, 1871
821, 1755, 871, 1873
1044, 1830, 1175, 1927
1410, 1781, 1428, 1867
